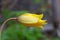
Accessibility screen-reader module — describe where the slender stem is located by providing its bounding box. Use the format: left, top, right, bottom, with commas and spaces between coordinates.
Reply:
0, 17, 17, 39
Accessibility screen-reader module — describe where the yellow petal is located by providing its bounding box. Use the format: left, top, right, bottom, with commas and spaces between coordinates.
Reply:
39, 14, 43, 19
29, 13, 39, 17
38, 20, 47, 25
18, 14, 39, 24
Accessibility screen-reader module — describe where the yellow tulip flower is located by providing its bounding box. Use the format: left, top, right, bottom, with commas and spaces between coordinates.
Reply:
18, 13, 47, 28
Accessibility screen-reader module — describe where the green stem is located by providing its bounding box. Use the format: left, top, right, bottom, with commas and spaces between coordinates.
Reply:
0, 17, 17, 40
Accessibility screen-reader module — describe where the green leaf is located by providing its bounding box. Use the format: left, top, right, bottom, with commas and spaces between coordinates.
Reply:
13, 10, 29, 16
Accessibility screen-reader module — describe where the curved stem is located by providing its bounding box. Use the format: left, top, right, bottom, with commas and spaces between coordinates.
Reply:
0, 17, 17, 37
